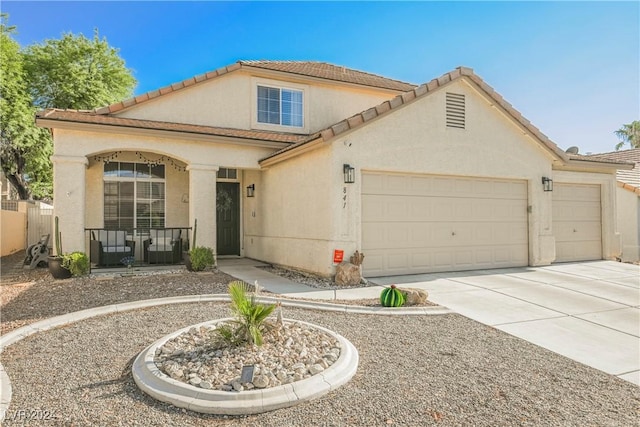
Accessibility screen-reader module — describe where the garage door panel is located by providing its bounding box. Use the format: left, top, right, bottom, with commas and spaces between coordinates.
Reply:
552, 183, 602, 262
361, 195, 386, 221
362, 173, 384, 193
362, 173, 529, 276
388, 253, 409, 270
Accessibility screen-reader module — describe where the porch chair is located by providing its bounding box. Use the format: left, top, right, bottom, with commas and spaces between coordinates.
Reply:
90, 230, 136, 266
143, 229, 182, 264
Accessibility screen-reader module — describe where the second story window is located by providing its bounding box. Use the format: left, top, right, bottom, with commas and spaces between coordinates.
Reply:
257, 85, 303, 127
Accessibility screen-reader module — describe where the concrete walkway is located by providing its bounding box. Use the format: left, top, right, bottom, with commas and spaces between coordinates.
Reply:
218, 258, 639, 385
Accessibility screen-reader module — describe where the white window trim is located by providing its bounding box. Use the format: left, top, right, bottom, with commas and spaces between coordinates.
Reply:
251, 77, 309, 134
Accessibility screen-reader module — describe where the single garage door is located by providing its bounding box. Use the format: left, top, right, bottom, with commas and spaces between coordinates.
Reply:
362, 172, 529, 277
552, 183, 602, 262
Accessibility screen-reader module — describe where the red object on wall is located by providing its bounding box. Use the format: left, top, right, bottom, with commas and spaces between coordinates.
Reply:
333, 250, 344, 264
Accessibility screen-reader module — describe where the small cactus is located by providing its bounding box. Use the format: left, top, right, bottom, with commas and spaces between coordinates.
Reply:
380, 285, 404, 307
192, 218, 197, 248
54, 216, 63, 256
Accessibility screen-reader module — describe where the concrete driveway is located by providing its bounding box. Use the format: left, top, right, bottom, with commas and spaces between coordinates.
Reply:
370, 261, 639, 385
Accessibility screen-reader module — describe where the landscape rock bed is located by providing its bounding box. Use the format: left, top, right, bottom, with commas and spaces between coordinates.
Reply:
155, 320, 341, 391
257, 265, 371, 290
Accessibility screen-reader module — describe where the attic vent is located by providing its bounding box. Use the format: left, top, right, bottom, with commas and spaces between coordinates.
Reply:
446, 92, 465, 129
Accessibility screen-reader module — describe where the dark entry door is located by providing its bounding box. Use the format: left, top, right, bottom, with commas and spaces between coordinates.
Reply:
216, 182, 240, 255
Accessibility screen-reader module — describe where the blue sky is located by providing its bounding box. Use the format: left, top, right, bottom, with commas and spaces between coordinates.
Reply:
3, 1, 639, 154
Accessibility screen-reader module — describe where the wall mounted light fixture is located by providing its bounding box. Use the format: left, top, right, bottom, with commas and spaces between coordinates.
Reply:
542, 176, 553, 192
246, 184, 255, 197
343, 164, 355, 184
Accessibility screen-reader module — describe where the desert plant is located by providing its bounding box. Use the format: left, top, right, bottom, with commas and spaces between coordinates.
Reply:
192, 218, 197, 248
380, 285, 405, 307
213, 281, 276, 347
189, 246, 215, 271
54, 215, 62, 256
48, 216, 72, 279
61, 251, 89, 277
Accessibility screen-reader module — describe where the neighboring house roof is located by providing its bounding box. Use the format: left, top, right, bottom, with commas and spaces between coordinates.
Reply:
36, 109, 306, 145
588, 148, 640, 194
89, 60, 415, 115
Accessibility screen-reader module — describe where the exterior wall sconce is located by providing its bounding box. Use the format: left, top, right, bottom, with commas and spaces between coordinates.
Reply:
343, 164, 355, 184
542, 177, 553, 192
246, 184, 255, 197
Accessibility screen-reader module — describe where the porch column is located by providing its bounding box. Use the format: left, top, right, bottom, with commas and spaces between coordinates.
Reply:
187, 163, 219, 252
51, 155, 88, 254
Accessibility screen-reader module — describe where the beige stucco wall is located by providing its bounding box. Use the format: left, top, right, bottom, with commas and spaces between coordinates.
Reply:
0, 210, 26, 256
243, 145, 336, 276
616, 187, 639, 262
116, 71, 396, 134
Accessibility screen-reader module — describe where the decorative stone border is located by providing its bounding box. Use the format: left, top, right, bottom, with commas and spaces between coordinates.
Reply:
0, 294, 451, 421
132, 318, 359, 415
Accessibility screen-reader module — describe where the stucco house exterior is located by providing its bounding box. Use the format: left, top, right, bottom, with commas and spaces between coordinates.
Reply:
35, 60, 633, 277
588, 149, 639, 262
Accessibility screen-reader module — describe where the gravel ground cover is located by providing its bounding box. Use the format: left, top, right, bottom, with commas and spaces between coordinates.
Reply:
0, 264, 238, 334
2, 302, 639, 426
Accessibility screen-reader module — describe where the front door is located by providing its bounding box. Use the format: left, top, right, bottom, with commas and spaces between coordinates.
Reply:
216, 182, 240, 255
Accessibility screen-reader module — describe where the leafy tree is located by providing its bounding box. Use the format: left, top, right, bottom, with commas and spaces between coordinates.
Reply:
0, 16, 136, 199
614, 121, 640, 150
23, 29, 136, 109
0, 14, 51, 199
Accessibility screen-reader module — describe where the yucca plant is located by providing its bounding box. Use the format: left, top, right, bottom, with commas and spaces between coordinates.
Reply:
214, 281, 276, 346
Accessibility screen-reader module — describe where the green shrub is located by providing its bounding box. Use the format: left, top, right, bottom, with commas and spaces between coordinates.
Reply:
380, 285, 405, 307
62, 251, 90, 277
213, 281, 276, 347
189, 246, 215, 271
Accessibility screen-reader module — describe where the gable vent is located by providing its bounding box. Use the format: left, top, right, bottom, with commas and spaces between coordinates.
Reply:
446, 92, 465, 129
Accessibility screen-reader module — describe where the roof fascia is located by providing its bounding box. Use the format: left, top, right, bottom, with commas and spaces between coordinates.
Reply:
35, 117, 290, 150
553, 158, 633, 172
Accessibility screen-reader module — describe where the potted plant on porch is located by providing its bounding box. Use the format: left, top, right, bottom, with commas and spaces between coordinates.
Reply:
48, 216, 90, 279
184, 219, 215, 272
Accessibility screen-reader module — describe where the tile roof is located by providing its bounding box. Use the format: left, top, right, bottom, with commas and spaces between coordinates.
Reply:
36, 109, 306, 144
90, 60, 414, 115
238, 60, 416, 92
587, 149, 640, 188
261, 66, 572, 164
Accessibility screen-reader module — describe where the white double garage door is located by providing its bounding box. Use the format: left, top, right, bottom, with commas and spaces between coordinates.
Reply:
362, 172, 602, 277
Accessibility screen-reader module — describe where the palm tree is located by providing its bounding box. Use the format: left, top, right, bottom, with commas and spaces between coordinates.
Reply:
615, 121, 640, 150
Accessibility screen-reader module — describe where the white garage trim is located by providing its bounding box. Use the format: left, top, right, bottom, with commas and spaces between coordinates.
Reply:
361, 172, 529, 276
553, 183, 603, 262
